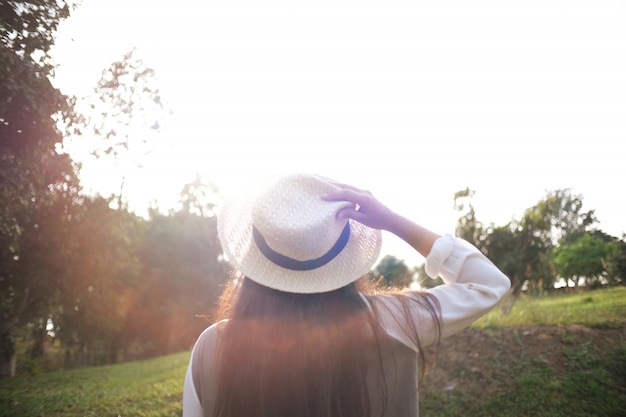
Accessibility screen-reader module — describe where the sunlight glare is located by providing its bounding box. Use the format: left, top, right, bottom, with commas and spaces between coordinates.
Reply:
50, 0, 626, 264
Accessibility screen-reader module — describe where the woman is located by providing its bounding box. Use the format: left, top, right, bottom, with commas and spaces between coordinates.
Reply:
183, 173, 510, 417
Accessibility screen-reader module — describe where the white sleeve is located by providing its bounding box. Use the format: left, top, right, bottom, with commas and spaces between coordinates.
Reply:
182, 343, 203, 417
426, 234, 511, 338
373, 234, 511, 350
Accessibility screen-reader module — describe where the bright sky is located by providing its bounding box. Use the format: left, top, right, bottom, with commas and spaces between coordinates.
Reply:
50, 0, 626, 266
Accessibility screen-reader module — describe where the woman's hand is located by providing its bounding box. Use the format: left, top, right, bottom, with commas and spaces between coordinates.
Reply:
323, 182, 441, 258
322, 183, 396, 232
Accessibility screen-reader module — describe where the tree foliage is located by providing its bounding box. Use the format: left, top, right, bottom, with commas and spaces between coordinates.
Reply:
136, 209, 228, 357
45, 189, 228, 367
53, 197, 143, 366
609, 236, 626, 284
0, 0, 75, 60
374, 255, 412, 288
414, 263, 443, 289
512, 189, 597, 292
1, 1, 223, 378
0, 0, 79, 378
453, 187, 622, 296
453, 187, 484, 245
178, 173, 222, 218
553, 232, 619, 288
57, 48, 172, 211
88, 48, 167, 159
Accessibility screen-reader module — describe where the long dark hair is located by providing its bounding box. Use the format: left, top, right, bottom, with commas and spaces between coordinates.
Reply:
212, 275, 441, 417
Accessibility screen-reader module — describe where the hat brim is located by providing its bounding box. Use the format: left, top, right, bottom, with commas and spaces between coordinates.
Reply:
217, 176, 382, 294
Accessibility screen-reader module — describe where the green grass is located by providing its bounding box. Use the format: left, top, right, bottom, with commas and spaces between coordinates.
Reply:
421, 285, 626, 417
475, 286, 626, 328
0, 351, 189, 417
420, 339, 626, 417
1, 287, 625, 417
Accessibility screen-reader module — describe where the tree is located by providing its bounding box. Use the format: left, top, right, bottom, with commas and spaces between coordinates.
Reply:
583, 230, 625, 286
374, 255, 412, 288
414, 263, 443, 289
51, 178, 228, 366
135, 180, 228, 356
515, 189, 597, 293
453, 187, 485, 247
178, 173, 222, 217
1, 1, 73, 59
552, 232, 618, 288
53, 197, 143, 367
481, 224, 523, 292
0, 0, 79, 378
607, 235, 626, 285
73, 48, 170, 208
455, 188, 597, 296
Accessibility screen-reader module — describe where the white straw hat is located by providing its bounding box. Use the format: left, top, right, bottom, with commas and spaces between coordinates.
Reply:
217, 173, 382, 294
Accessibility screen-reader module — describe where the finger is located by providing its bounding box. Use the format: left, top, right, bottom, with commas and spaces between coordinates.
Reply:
326, 181, 364, 193
336, 207, 367, 222
321, 189, 349, 201
322, 188, 366, 204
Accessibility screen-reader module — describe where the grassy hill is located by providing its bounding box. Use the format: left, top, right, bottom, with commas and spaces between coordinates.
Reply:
419, 287, 626, 416
1, 287, 625, 417
0, 350, 188, 417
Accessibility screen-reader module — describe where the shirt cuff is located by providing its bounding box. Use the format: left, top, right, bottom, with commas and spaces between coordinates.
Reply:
425, 233, 455, 279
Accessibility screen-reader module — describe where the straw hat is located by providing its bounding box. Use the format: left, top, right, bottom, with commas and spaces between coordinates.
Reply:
217, 173, 382, 293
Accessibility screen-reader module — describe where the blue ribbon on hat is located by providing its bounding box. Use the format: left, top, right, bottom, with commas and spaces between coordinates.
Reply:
252, 223, 351, 271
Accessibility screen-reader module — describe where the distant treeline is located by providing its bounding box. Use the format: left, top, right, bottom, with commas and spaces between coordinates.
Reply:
450, 187, 625, 293
377, 187, 625, 296
2, 188, 229, 377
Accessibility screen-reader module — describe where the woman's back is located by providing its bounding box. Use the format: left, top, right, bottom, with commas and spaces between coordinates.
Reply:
189, 304, 421, 417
